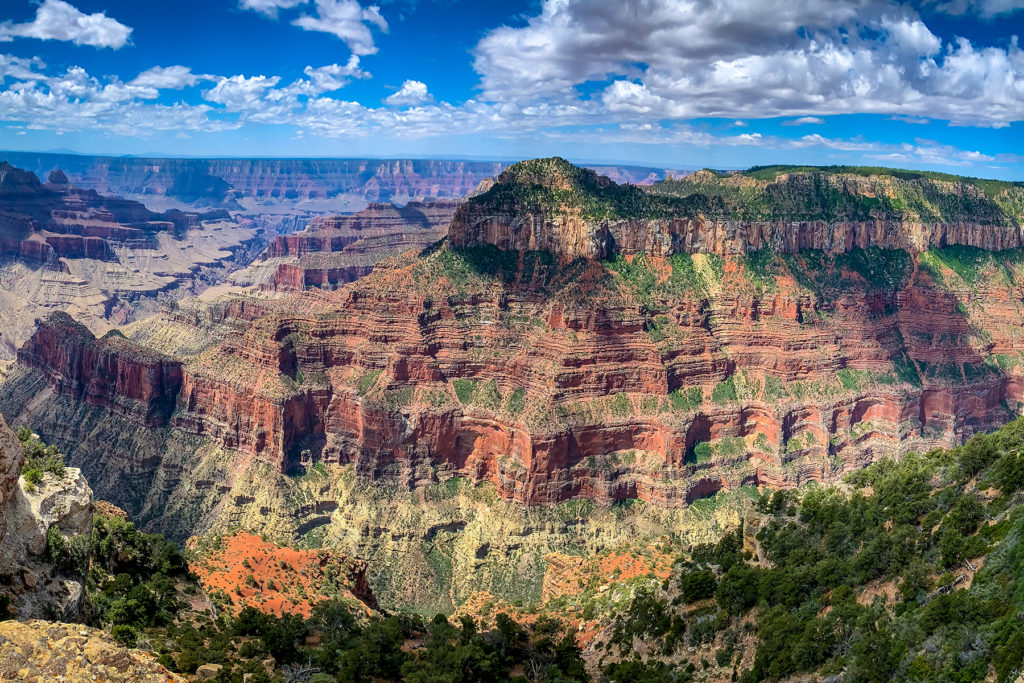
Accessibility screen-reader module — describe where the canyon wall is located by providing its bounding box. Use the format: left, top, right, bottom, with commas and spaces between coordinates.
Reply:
233, 200, 458, 292
13, 239, 1024, 510
450, 213, 1024, 261
3, 157, 1024, 551
16, 314, 182, 427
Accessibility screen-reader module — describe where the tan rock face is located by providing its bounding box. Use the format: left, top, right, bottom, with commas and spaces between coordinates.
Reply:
449, 212, 1024, 261
0, 619, 184, 682
0, 414, 93, 620
0, 162, 264, 361
0, 415, 24, 530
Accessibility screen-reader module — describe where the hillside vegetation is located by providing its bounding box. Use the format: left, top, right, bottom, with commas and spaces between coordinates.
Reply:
469, 157, 1024, 225
588, 417, 1024, 682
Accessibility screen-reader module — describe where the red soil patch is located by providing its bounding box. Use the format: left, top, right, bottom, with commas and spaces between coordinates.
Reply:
187, 532, 374, 618
93, 500, 128, 519
596, 548, 673, 583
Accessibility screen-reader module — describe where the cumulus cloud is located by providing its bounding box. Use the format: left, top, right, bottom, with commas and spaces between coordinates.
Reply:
783, 116, 826, 126
203, 75, 282, 109
471, 0, 1024, 127
301, 57, 369, 91
0, 0, 131, 49
293, 0, 388, 55
239, 0, 308, 17
384, 79, 432, 106
131, 66, 205, 90
0, 54, 46, 81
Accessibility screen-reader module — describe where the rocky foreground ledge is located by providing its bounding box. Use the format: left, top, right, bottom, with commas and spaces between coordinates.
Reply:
0, 620, 184, 682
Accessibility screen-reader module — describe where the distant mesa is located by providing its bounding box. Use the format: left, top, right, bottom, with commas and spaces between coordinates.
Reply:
451, 157, 1024, 260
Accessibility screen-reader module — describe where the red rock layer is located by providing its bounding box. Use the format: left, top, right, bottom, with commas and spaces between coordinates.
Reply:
272, 263, 374, 292
153, 246, 1024, 505
16, 243, 1024, 507
16, 313, 182, 427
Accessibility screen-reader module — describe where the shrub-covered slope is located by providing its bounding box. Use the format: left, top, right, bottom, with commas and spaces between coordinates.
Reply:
577, 416, 1024, 682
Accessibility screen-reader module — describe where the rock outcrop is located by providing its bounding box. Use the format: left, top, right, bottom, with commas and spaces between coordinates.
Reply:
0, 620, 184, 682
0, 415, 93, 621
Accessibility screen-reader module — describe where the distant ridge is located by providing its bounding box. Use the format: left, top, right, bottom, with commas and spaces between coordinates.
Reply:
0, 151, 688, 210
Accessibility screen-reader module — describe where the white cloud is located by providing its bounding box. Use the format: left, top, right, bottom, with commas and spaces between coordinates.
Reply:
924, 0, 1024, 18
0, 54, 46, 81
292, 0, 388, 55
131, 66, 205, 90
203, 75, 282, 109
384, 79, 432, 106
783, 116, 826, 126
471, 0, 1024, 128
0, 0, 131, 49
0, 62, 229, 136
239, 0, 308, 17
297, 57, 369, 94
601, 80, 687, 117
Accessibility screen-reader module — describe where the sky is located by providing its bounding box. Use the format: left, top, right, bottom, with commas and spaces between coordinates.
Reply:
0, 0, 1022, 177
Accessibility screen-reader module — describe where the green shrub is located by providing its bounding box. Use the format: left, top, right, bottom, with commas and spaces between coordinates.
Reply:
669, 387, 703, 412
610, 393, 633, 418
357, 370, 382, 396
111, 624, 137, 648
452, 379, 476, 404
505, 387, 527, 416
711, 377, 737, 405
16, 428, 66, 488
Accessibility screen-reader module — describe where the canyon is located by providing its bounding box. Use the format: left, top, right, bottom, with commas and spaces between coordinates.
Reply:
0, 162, 264, 361
1, 158, 1023, 616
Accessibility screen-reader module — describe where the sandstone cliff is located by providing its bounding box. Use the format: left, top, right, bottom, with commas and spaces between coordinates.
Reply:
233, 200, 458, 292
16, 313, 182, 426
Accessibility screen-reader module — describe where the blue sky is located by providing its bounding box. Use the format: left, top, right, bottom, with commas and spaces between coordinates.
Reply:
0, 0, 1022, 177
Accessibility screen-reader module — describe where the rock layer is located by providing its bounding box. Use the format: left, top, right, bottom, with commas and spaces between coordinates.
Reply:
11, 241, 1024, 511
234, 201, 458, 292
450, 213, 1024, 260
